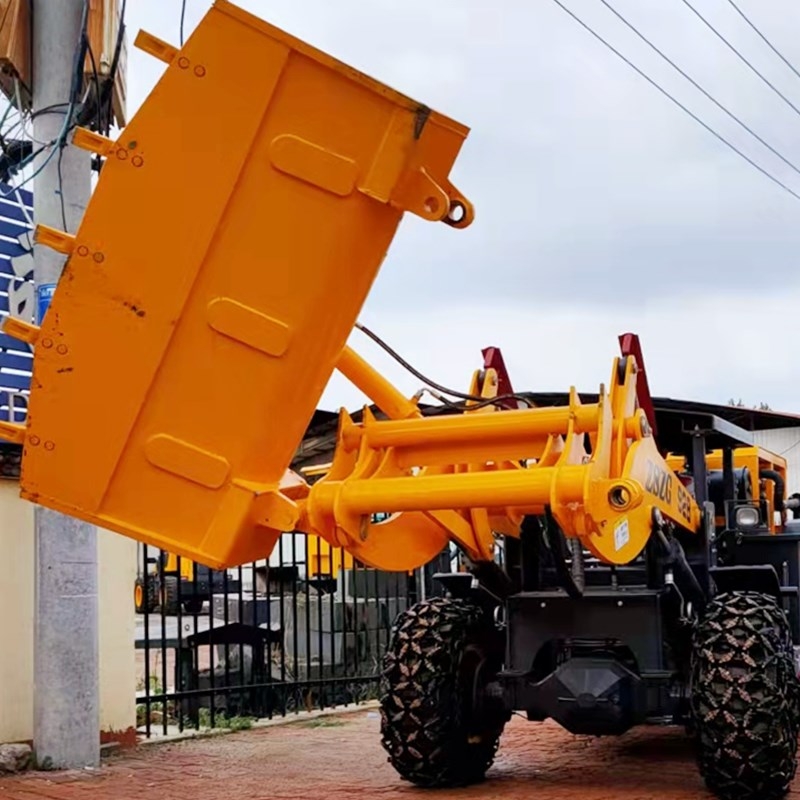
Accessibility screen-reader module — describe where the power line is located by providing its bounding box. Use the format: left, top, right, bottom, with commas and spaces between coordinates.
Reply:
679, 0, 800, 119
180, 0, 187, 47
597, 0, 800, 179
725, 0, 800, 83
547, 0, 800, 204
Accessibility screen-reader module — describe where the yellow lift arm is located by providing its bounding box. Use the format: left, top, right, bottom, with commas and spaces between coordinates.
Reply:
0, 1, 702, 572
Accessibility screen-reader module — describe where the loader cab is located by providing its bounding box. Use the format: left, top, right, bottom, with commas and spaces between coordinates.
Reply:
657, 410, 800, 644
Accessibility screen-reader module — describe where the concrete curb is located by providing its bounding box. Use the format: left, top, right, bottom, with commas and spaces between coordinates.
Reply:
133, 701, 381, 748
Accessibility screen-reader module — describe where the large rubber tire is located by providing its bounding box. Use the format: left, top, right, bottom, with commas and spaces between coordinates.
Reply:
159, 575, 180, 616
690, 590, 800, 800
379, 597, 507, 788
183, 598, 204, 614
134, 576, 158, 614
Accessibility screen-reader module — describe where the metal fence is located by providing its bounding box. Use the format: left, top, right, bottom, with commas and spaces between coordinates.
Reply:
135, 534, 452, 736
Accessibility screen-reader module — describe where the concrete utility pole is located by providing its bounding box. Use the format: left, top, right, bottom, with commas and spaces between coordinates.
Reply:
31, 0, 99, 770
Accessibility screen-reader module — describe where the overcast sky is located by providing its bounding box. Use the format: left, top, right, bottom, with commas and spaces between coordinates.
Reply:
125, 0, 800, 414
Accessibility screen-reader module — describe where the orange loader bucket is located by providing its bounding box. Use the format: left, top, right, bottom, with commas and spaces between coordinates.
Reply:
4, 1, 473, 568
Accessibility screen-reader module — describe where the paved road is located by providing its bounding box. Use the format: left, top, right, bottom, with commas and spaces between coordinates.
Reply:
1, 712, 797, 800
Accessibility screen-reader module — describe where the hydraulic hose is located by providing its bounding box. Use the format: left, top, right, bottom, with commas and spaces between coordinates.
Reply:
760, 469, 786, 512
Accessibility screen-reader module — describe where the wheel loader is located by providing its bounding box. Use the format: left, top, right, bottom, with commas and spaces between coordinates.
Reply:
1, 2, 798, 798
134, 549, 239, 615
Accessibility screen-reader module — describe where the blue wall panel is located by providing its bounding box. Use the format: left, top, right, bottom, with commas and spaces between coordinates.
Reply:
0, 182, 34, 438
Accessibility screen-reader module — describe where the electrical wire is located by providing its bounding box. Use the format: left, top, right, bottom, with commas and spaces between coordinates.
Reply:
1, 117, 22, 141
0, 143, 50, 197
12, 79, 49, 146
93, 0, 126, 136
0, 0, 91, 200
419, 388, 533, 413
180, 0, 187, 47
30, 103, 72, 118
84, 39, 103, 132
596, 0, 800, 180
0, 95, 17, 149
10, 183, 34, 252
53, 0, 91, 222
0, 90, 28, 205
548, 0, 800, 204
57, 146, 67, 231
725, 0, 800, 82
354, 322, 534, 408
679, 0, 800, 120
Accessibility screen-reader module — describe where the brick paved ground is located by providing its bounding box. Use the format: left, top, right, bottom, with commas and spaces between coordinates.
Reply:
1, 711, 799, 800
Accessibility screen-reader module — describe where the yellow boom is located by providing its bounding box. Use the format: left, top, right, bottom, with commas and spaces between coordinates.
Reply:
0, 1, 702, 572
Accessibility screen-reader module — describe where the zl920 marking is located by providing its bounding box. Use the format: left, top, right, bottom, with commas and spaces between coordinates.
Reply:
644, 459, 694, 525
645, 460, 672, 504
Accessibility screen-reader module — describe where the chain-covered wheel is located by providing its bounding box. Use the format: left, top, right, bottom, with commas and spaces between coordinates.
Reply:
690, 590, 800, 800
379, 597, 508, 787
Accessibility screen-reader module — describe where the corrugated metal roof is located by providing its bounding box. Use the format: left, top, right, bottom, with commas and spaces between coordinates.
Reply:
518, 393, 800, 432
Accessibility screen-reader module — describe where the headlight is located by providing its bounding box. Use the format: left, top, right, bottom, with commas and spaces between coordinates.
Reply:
735, 506, 760, 528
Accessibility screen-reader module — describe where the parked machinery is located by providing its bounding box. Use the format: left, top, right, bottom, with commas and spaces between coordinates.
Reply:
3, 3, 799, 798
134, 531, 348, 616
191, 565, 411, 720
134, 549, 239, 615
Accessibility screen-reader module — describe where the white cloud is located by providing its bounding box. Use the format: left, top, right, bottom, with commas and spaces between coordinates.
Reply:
120, 0, 800, 414
322, 291, 798, 414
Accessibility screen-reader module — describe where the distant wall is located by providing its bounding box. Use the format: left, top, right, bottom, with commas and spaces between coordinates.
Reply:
98, 525, 138, 744
752, 428, 800, 494
0, 480, 34, 742
0, 480, 137, 745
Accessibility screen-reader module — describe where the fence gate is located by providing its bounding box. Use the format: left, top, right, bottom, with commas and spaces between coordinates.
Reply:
134, 534, 452, 736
